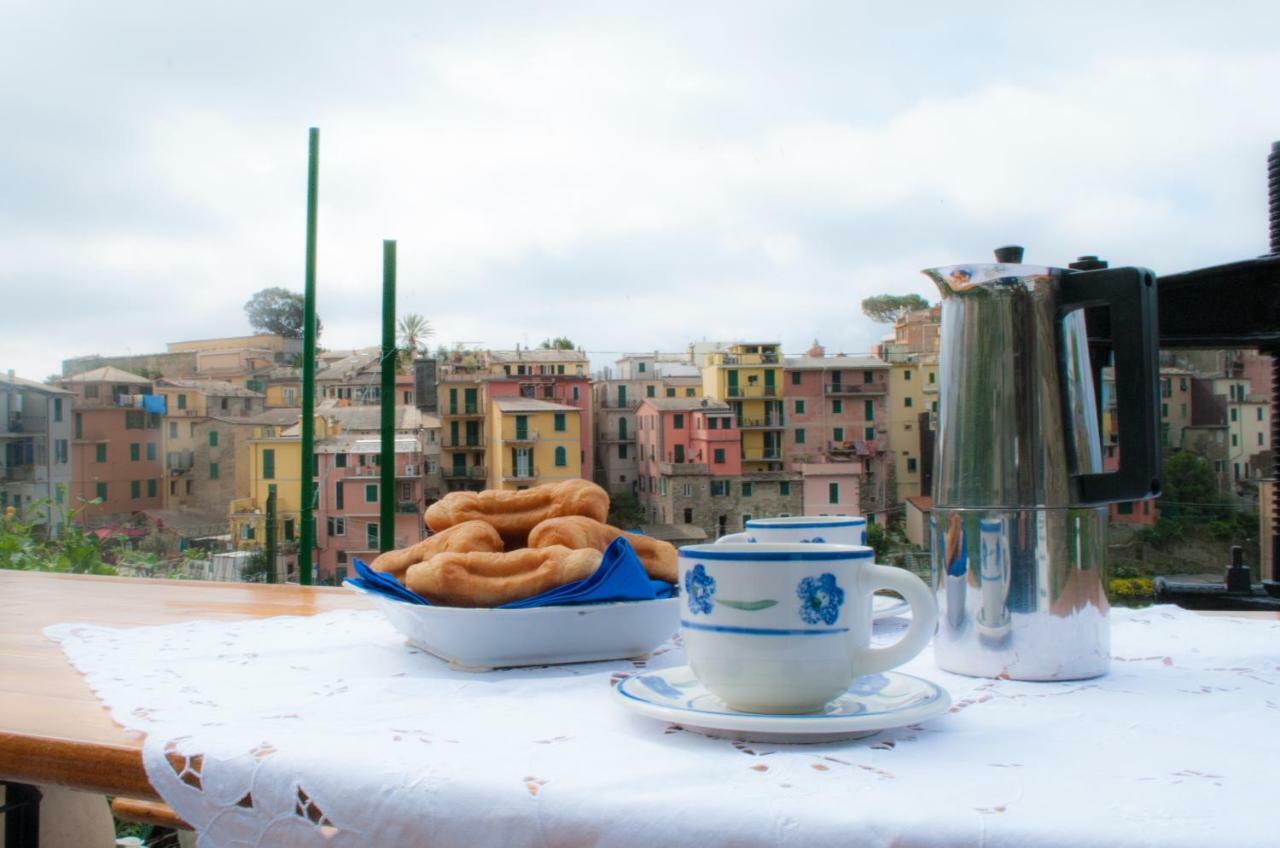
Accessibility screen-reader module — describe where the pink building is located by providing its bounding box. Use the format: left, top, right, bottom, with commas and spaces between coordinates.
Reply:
782, 350, 892, 518
314, 433, 428, 582
1104, 445, 1158, 526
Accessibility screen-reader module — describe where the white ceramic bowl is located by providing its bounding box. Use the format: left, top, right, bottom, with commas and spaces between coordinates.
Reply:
347, 583, 680, 670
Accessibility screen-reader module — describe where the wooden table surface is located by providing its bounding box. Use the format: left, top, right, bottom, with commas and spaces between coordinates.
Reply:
2, 569, 1275, 803
0, 569, 372, 799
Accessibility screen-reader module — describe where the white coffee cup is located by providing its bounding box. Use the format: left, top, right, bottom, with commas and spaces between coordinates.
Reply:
678, 543, 936, 714
716, 515, 868, 546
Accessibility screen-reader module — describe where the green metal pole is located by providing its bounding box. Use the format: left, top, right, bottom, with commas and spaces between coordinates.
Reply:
264, 488, 277, 584
299, 128, 319, 585
380, 240, 396, 552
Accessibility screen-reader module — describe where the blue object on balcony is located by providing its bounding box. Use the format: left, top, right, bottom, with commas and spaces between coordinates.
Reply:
141, 395, 167, 415
348, 537, 673, 608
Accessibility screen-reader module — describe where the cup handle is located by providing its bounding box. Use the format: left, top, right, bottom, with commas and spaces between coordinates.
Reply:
715, 532, 751, 544
854, 564, 937, 676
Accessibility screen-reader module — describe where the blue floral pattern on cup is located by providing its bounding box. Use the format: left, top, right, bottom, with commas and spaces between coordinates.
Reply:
797, 573, 845, 625
684, 564, 716, 615
799, 536, 827, 544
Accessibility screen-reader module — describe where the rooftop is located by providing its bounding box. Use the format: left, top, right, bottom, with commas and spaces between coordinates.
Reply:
489, 349, 588, 364
784, 354, 888, 371
60, 366, 151, 384
315, 434, 419, 454
1, 372, 73, 395
156, 378, 264, 398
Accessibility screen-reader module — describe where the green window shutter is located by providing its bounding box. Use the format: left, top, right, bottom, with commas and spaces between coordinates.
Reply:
131, 480, 141, 499
794, 399, 805, 415
865, 399, 874, 420
554, 413, 566, 432
177, 394, 186, 410
795, 428, 806, 445
209, 431, 219, 447
834, 427, 844, 441
210, 463, 219, 479
130, 443, 140, 461
619, 419, 628, 439
832, 399, 841, 414
714, 448, 725, 464
53, 398, 62, 422
366, 483, 378, 502
262, 449, 275, 480
779, 481, 790, 496
666, 387, 676, 397
96, 482, 107, 500
790, 371, 801, 386
555, 446, 567, 467
146, 442, 156, 461
865, 426, 876, 441
147, 479, 157, 497
905, 397, 913, 408
674, 414, 684, 429
828, 482, 839, 504
646, 385, 655, 398
75, 413, 82, 439
742, 482, 752, 497
96, 443, 107, 462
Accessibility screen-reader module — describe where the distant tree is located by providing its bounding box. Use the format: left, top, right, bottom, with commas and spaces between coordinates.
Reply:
1160, 450, 1227, 522
245, 288, 322, 339
606, 491, 646, 530
44, 374, 61, 385
860, 294, 931, 324
539, 337, 575, 350
398, 313, 434, 356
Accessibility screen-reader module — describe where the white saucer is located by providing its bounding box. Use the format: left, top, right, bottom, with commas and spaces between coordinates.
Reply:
613, 666, 950, 743
873, 593, 910, 620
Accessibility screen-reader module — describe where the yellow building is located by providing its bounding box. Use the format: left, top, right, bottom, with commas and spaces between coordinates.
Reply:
1159, 368, 1194, 449
487, 398, 581, 489
887, 357, 934, 499
228, 416, 334, 548
701, 342, 785, 472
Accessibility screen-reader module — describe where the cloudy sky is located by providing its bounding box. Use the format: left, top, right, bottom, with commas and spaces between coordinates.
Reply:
3, 1, 1279, 380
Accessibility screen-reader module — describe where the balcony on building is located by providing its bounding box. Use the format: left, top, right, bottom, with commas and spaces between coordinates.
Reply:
823, 381, 887, 396
502, 466, 540, 482
741, 448, 782, 462
659, 461, 710, 476
443, 465, 487, 480
825, 439, 882, 457
441, 434, 484, 449
445, 403, 485, 418
725, 385, 779, 399
506, 428, 539, 444
736, 415, 785, 429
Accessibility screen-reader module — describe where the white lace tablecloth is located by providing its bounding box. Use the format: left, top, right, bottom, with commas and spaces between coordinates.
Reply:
47, 606, 1277, 847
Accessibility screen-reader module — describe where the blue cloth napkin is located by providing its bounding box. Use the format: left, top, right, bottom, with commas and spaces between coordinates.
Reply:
348, 536, 673, 608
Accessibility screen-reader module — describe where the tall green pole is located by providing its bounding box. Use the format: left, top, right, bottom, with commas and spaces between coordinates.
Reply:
299, 128, 319, 585
380, 240, 397, 552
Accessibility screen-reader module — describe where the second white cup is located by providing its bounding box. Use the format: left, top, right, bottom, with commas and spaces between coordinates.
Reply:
716, 515, 867, 546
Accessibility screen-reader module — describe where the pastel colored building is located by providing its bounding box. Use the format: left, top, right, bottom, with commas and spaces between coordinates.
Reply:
877, 307, 941, 503
1158, 368, 1194, 450
1, 372, 73, 534
488, 398, 582, 489
592, 353, 702, 495
701, 342, 784, 473
636, 397, 801, 538
437, 348, 593, 492
59, 367, 165, 523
782, 347, 891, 519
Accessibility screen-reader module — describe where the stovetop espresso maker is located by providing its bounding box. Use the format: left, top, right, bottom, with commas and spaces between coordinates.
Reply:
924, 246, 1161, 680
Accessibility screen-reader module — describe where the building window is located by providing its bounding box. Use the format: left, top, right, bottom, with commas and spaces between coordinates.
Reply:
147, 479, 157, 497
1230, 407, 1238, 422
210, 462, 219, 479
685, 388, 695, 397
1231, 433, 1238, 447
1162, 403, 1169, 418
711, 480, 730, 496
186, 479, 192, 494
555, 446, 567, 467
682, 483, 693, 497
53, 398, 63, 422
554, 413, 567, 432
168, 421, 177, 438
795, 428, 806, 445
666, 387, 676, 398
96, 443, 107, 463
794, 399, 805, 415
75, 413, 82, 439
262, 449, 275, 480
904, 370, 912, 381
1260, 432, 1265, 446
929, 372, 936, 384
674, 414, 684, 430
907, 457, 918, 472
790, 371, 801, 386
638, 362, 647, 373
170, 480, 177, 496
832, 399, 842, 414
714, 448, 725, 464
147, 442, 156, 461
865, 400, 875, 420
130, 443, 140, 461
131, 480, 141, 499
646, 385, 656, 398
209, 431, 219, 447
828, 482, 839, 504
335, 453, 347, 468
328, 517, 346, 536
1117, 502, 1134, 515
336, 482, 344, 509
367, 524, 379, 549
684, 507, 694, 523
905, 397, 914, 408
834, 427, 844, 441
742, 482, 753, 497
659, 477, 667, 495
95, 482, 107, 501
55, 439, 68, 463
865, 426, 876, 441
618, 444, 628, 459
365, 483, 378, 502
125, 411, 144, 429
863, 370, 874, 384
